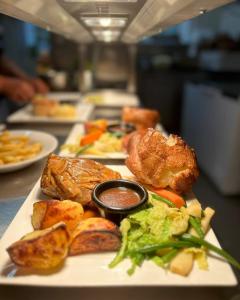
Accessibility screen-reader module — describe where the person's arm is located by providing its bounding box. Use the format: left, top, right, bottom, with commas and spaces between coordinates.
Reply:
0, 55, 49, 94
0, 75, 35, 102
0, 55, 29, 79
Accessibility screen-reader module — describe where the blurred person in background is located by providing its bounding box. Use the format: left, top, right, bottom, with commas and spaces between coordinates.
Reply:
0, 25, 49, 122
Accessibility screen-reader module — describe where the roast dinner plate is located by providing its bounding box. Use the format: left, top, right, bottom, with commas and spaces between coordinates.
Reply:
0, 165, 237, 286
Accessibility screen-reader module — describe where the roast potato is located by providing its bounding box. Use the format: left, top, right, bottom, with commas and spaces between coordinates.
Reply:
69, 218, 121, 256
82, 209, 100, 220
32, 200, 84, 232
7, 222, 70, 269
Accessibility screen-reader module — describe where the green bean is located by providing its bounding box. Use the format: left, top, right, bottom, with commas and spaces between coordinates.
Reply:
127, 253, 145, 276
130, 240, 195, 254
152, 249, 178, 267
110, 132, 125, 138
109, 233, 128, 268
152, 194, 176, 208
181, 234, 240, 269
76, 144, 93, 155
189, 216, 204, 239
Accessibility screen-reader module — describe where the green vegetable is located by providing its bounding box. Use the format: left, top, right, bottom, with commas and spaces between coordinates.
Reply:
152, 249, 178, 267
130, 240, 196, 254
109, 219, 130, 268
76, 144, 93, 155
127, 253, 145, 276
110, 200, 191, 275
189, 216, 204, 239
181, 234, 240, 270
152, 194, 176, 208
110, 132, 125, 138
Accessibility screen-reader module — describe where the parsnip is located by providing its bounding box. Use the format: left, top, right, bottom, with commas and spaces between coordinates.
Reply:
169, 250, 194, 276
200, 207, 215, 233
186, 199, 202, 218
170, 206, 215, 276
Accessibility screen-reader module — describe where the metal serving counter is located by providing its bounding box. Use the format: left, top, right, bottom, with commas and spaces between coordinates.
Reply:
0, 110, 239, 300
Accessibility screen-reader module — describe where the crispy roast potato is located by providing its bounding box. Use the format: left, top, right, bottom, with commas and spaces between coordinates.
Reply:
32, 200, 84, 232
7, 222, 70, 269
82, 209, 100, 220
69, 218, 121, 256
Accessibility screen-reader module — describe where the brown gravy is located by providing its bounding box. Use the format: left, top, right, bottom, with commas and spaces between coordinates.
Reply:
99, 187, 140, 208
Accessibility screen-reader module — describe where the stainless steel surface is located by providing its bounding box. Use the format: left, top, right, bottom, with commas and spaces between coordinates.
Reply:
0, 0, 92, 43
0, 0, 234, 43
0, 159, 46, 201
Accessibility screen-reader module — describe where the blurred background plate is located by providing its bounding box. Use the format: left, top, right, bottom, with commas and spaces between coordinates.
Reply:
7, 103, 94, 124
0, 130, 58, 173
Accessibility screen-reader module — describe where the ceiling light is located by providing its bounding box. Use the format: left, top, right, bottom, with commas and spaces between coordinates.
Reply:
97, 35, 118, 43
65, 1, 137, 3
81, 17, 127, 28
92, 29, 120, 38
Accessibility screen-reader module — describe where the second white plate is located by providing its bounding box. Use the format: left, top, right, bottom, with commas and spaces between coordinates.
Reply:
7, 103, 94, 124
59, 123, 127, 159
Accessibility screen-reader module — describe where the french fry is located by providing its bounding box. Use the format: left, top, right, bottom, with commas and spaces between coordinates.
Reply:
0, 131, 42, 164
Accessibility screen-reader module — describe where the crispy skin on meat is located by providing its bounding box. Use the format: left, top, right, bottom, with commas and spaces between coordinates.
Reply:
126, 129, 199, 193
41, 154, 121, 206
122, 107, 160, 130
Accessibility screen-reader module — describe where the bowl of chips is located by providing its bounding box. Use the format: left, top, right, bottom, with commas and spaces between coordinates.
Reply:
0, 130, 58, 173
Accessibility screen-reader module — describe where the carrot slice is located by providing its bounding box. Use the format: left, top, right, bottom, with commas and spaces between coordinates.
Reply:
151, 188, 185, 208
80, 130, 103, 146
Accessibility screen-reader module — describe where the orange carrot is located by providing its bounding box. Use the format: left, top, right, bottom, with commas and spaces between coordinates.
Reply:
80, 130, 103, 146
151, 188, 185, 208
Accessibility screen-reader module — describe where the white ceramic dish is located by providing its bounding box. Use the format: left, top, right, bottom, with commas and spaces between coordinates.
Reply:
82, 90, 139, 107
46, 92, 81, 102
0, 165, 237, 286
59, 123, 167, 159
0, 130, 58, 173
7, 103, 94, 124
59, 123, 126, 159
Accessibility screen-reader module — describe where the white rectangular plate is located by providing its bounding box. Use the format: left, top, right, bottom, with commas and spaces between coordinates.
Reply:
7, 103, 94, 124
82, 90, 139, 107
46, 92, 81, 101
0, 165, 237, 286
59, 123, 127, 159
59, 124, 167, 160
